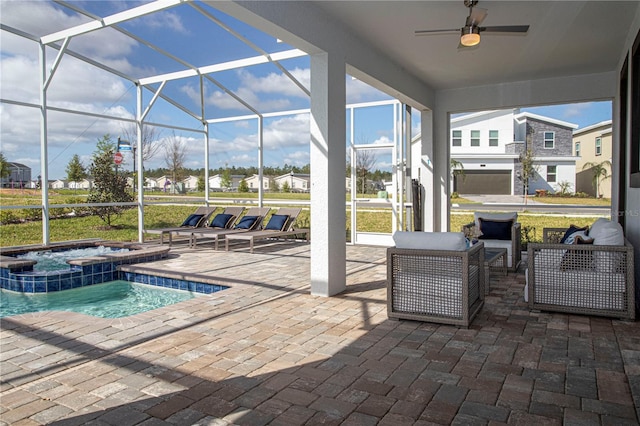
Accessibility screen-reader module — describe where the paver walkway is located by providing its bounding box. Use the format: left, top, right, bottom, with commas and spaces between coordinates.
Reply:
1, 241, 639, 425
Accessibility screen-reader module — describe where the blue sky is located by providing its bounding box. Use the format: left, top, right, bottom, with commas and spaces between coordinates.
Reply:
0, 1, 612, 180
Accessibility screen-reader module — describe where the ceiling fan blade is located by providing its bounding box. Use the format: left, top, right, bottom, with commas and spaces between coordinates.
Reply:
415, 28, 460, 35
466, 7, 487, 26
480, 25, 530, 33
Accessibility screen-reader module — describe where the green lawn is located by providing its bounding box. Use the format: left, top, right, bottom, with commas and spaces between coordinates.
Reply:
0, 190, 607, 247
531, 196, 611, 206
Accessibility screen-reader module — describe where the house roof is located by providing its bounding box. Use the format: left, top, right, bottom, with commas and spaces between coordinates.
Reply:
573, 120, 613, 136
8, 162, 30, 169
514, 112, 579, 129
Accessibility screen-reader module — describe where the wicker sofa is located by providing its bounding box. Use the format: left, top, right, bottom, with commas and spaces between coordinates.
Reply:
526, 218, 635, 320
462, 212, 521, 271
387, 232, 485, 327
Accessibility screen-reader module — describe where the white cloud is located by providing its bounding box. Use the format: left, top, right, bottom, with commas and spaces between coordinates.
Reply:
138, 11, 189, 34
281, 150, 310, 167
238, 67, 309, 98
562, 102, 591, 118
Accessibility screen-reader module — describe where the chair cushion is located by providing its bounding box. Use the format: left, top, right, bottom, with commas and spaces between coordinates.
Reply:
478, 218, 513, 241
588, 217, 611, 237
209, 213, 235, 229
265, 214, 290, 231
234, 215, 261, 230
590, 220, 624, 246
590, 220, 625, 273
181, 214, 205, 227
392, 231, 467, 251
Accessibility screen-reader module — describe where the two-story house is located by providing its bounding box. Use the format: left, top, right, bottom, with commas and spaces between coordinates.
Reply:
573, 120, 612, 198
450, 109, 578, 195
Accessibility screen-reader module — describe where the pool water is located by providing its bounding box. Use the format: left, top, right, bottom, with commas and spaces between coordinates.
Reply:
0, 280, 196, 318
16, 246, 129, 272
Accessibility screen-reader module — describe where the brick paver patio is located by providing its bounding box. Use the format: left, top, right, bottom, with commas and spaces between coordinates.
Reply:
1, 240, 639, 425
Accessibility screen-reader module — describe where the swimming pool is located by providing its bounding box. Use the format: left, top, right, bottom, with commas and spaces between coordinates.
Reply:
0, 280, 198, 318
0, 241, 170, 293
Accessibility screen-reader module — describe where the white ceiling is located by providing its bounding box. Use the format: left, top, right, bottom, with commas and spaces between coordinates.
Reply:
312, 1, 639, 91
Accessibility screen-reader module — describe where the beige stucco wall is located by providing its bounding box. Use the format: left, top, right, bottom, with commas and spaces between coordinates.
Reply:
573, 123, 613, 198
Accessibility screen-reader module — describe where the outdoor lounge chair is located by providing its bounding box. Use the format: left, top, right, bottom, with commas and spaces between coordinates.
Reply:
387, 231, 485, 327
179, 207, 271, 249
144, 206, 217, 245
461, 211, 521, 271
224, 207, 310, 253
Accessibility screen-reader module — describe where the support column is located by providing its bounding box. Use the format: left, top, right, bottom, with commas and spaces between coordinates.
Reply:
420, 110, 435, 232
136, 84, 145, 242
433, 108, 450, 231
310, 52, 346, 297
39, 44, 50, 244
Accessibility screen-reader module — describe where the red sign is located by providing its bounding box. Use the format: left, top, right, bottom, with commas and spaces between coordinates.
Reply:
114, 152, 124, 165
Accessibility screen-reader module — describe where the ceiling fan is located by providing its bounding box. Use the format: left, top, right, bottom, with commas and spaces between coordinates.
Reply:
414, 0, 529, 48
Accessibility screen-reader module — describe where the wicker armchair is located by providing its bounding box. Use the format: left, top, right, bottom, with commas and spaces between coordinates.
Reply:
526, 227, 635, 320
461, 212, 521, 271
387, 234, 485, 327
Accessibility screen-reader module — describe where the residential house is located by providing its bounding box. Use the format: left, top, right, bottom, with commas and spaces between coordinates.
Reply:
274, 172, 310, 192
449, 109, 578, 195
68, 179, 93, 190
208, 174, 245, 191
182, 175, 200, 192
50, 179, 68, 190
1, 162, 31, 188
573, 120, 613, 198
244, 174, 272, 192
154, 175, 174, 192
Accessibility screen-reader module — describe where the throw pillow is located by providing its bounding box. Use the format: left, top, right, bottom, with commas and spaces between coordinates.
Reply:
181, 214, 204, 227
478, 218, 512, 240
234, 215, 260, 230
560, 230, 595, 271
209, 213, 235, 229
559, 225, 589, 244
265, 214, 290, 231
563, 230, 594, 245
474, 212, 517, 229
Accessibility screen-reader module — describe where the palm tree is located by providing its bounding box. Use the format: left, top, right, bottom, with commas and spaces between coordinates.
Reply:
582, 160, 612, 198
450, 158, 465, 190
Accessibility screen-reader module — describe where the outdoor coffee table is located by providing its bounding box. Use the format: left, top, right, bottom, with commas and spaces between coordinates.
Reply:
484, 247, 507, 295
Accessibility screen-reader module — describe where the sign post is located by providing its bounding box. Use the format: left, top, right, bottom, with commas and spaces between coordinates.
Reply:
113, 152, 124, 165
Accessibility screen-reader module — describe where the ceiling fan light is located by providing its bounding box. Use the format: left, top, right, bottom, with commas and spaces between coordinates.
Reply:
460, 26, 480, 46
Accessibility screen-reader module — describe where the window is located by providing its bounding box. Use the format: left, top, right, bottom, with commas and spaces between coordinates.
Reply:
595, 137, 602, 156
544, 132, 555, 149
452, 130, 462, 146
547, 165, 557, 183
470, 130, 480, 147
489, 130, 499, 147
575, 142, 581, 157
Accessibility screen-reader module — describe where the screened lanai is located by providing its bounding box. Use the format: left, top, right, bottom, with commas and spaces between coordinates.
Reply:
1, 0, 425, 296
2, 1, 640, 297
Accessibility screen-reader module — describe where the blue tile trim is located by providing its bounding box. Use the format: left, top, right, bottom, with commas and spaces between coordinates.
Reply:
0, 249, 170, 294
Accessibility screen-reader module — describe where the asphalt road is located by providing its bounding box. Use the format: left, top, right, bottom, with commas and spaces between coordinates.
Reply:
451, 195, 610, 216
